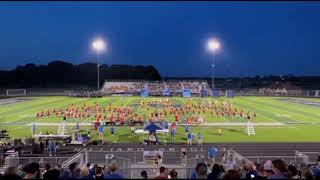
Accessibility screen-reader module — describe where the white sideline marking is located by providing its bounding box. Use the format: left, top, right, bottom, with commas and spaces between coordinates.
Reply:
19, 115, 34, 118
276, 114, 291, 118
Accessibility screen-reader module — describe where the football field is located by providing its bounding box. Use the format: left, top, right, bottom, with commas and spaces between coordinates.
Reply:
1, 96, 320, 143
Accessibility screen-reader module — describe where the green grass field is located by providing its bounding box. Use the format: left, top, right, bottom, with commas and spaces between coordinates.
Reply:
1, 96, 320, 143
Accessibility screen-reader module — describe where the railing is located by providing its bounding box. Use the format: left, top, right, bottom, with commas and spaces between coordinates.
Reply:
61, 148, 87, 168
295, 151, 319, 165
245, 155, 298, 165
227, 149, 252, 168
5, 156, 69, 169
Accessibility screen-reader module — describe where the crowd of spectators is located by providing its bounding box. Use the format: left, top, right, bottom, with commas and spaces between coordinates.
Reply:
67, 91, 103, 98
101, 81, 211, 94
1, 157, 320, 179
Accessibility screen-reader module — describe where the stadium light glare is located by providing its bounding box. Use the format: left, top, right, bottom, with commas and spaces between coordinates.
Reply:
92, 38, 106, 52
207, 38, 220, 53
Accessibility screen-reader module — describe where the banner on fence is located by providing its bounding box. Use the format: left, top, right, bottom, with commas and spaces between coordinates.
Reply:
162, 88, 170, 96
183, 89, 191, 98
143, 151, 163, 164
140, 89, 149, 97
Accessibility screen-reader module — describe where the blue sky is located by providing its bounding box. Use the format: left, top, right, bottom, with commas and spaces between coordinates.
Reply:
0, 2, 320, 77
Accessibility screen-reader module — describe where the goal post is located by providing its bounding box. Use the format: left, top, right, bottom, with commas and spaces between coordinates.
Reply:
6, 89, 27, 97
315, 90, 320, 97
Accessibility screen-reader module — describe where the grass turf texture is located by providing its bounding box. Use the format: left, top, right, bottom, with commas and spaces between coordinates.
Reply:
1, 96, 320, 142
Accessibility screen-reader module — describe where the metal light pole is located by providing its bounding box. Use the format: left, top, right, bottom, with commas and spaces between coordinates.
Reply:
97, 52, 100, 90
211, 54, 215, 90
207, 38, 221, 92
92, 38, 106, 91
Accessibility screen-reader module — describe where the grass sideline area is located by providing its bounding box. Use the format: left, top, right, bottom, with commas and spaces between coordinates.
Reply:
0, 96, 320, 143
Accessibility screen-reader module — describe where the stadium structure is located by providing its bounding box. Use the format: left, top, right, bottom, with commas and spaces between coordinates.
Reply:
1, 77, 320, 179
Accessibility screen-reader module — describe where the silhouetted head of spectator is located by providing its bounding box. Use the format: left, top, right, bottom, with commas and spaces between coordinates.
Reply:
69, 162, 79, 172
170, 169, 178, 179
272, 159, 288, 174
223, 170, 242, 179
287, 165, 298, 178
80, 166, 89, 178
196, 163, 208, 179
86, 163, 91, 168
211, 164, 221, 174
95, 166, 103, 176
141, 170, 148, 179
23, 162, 40, 179
44, 163, 51, 171
109, 162, 118, 173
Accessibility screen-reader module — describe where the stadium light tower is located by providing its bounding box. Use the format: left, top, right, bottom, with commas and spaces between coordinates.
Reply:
207, 38, 221, 90
92, 38, 106, 91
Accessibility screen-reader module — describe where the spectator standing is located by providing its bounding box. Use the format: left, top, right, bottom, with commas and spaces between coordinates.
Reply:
287, 165, 299, 179
94, 166, 104, 180
110, 126, 115, 137
187, 132, 192, 146
104, 162, 123, 179
1, 166, 22, 180
155, 166, 168, 179
169, 169, 178, 179
197, 132, 202, 147
268, 159, 288, 179
140, 170, 148, 179
23, 162, 40, 179
195, 163, 207, 179
170, 128, 175, 143
208, 147, 217, 164
208, 164, 222, 179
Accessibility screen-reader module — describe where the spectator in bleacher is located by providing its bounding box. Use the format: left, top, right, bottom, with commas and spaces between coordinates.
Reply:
268, 159, 288, 179
244, 161, 258, 179
0, 166, 22, 180
104, 161, 123, 179
43, 164, 60, 180
94, 166, 104, 180
59, 162, 79, 179
42, 163, 51, 176
169, 169, 178, 179
300, 167, 313, 179
88, 163, 98, 178
195, 163, 208, 179
287, 165, 299, 179
260, 160, 274, 178
16, 165, 25, 178
140, 170, 148, 179
208, 164, 222, 179
79, 166, 90, 179
22, 162, 40, 179
223, 170, 242, 179
155, 166, 168, 179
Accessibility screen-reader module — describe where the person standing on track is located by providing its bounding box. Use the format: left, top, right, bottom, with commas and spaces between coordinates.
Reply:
110, 126, 115, 137
208, 146, 217, 164
98, 124, 104, 145
170, 126, 176, 143
187, 131, 192, 146
31, 122, 36, 136
197, 132, 202, 147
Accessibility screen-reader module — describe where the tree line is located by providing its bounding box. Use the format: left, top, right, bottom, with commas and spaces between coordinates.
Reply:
0, 61, 161, 88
